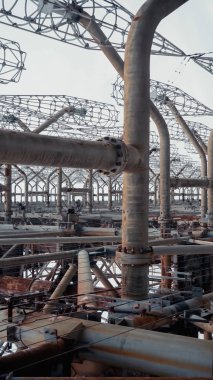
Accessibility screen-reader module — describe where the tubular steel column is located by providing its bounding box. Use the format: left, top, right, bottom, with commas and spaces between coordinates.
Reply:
88, 169, 93, 213
77, 249, 96, 308
118, 0, 188, 299
4, 164, 12, 222
108, 176, 112, 211
208, 130, 213, 228
79, 1, 186, 299
57, 167, 62, 215
166, 100, 207, 218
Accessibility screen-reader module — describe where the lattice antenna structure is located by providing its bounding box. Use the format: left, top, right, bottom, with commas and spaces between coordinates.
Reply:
150, 80, 213, 116
0, 0, 197, 57
112, 76, 213, 116
167, 120, 211, 143
1, 1, 212, 78
0, 0, 132, 51
0, 94, 119, 139
190, 52, 213, 76
0, 37, 26, 84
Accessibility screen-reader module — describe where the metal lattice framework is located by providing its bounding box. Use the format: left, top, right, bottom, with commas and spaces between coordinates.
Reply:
112, 76, 213, 116
167, 120, 211, 143
167, 120, 211, 155
0, 94, 119, 139
0, 36, 26, 84
0, 0, 132, 51
0, 1, 212, 76
191, 52, 213, 75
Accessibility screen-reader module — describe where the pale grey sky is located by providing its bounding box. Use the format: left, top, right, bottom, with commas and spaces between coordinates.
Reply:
0, 0, 212, 130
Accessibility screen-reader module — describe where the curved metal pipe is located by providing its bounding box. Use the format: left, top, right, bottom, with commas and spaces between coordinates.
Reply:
166, 101, 207, 217
80, 8, 172, 240
120, 0, 188, 299
150, 103, 171, 237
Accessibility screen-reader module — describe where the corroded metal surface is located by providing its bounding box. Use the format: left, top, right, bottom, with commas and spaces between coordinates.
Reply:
0, 276, 52, 294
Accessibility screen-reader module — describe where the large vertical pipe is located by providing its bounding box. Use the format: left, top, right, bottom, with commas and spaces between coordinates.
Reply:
78, 250, 96, 308
208, 130, 213, 227
80, 2, 187, 299
108, 176, 112, 211
150, 104, 171, 237
88, 169, 93, 213
166, 101, 207, 218
56, 167, 62, 215
120, 0, 187, 299
4, 164, 12, 222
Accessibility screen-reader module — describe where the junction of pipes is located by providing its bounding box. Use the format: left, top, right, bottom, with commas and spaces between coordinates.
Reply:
0, 0, 213, 378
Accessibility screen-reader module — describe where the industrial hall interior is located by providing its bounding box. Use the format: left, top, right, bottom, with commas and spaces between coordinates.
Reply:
0, 0, 213, 378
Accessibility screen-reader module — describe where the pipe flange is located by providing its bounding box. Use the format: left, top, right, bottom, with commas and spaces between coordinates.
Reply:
97, 137, 128, 176
119, 252, 151, 266
116, 247, 152, 266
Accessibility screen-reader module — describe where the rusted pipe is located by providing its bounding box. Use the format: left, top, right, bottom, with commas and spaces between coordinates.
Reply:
78, 250, 96, 308
0, 339, 67, 373
43, 264, 77, 313
78, 320, 213, 377
2, 314, 212, 377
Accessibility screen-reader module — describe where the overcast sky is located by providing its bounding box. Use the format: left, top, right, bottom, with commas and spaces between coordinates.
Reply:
0, 0, 212, 131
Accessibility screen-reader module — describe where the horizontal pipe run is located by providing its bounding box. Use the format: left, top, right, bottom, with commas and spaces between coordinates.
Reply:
1, 314, 212, 377
152, 244, 213, 257
0, 129, 143, 173
0, 339, 67, 373
79, 321, 212, 377
170, 177, 209, 188
0, 235, 121, 245
161, 292, 213, 317
0, 246, 115, 268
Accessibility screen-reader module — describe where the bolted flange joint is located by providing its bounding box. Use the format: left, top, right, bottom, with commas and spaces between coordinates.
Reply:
116, 245, 153, 266
97, 137, 128, 176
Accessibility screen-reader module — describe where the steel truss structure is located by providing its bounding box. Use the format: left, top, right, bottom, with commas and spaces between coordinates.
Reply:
0, 36, 26, 84
112, 76, 213, 116
0, 0, 212, 76
0, 94, 119, 139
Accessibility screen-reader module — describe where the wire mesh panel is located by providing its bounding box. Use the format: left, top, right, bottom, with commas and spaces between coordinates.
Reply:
0, 37, 26, 84
0, 94, 119, 139
112, 76, 213, 116
0, 0, 132, 50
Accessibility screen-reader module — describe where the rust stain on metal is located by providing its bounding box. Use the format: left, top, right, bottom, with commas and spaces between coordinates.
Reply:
89, 345, 210, 374
0, 276, 52, 295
